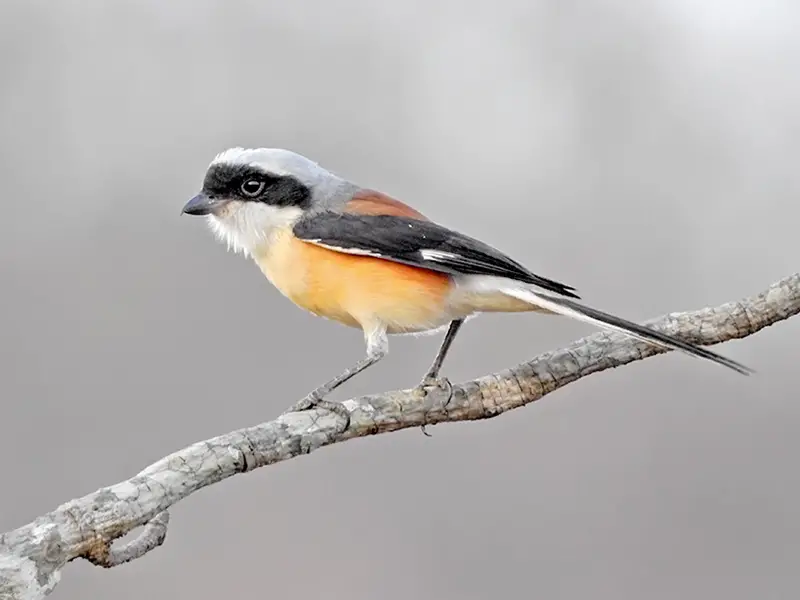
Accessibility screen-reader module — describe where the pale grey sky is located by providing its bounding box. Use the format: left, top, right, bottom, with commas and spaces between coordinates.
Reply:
1, 1, 798, 598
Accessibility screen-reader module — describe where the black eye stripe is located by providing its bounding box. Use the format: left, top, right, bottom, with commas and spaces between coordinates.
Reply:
201, 163, 312, 209
203, 164, 274, 196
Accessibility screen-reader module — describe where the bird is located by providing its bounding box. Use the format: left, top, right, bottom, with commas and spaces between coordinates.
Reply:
181, 147, 752, 430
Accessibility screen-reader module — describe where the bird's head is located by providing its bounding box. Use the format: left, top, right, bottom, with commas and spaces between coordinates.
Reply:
182, 147, 349, 255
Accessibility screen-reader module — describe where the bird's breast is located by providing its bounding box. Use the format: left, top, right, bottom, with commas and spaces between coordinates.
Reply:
252, 229, 455, 332
252, 229, 360, 327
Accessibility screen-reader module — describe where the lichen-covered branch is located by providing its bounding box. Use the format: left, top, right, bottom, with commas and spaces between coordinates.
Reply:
1, 273, 797, 600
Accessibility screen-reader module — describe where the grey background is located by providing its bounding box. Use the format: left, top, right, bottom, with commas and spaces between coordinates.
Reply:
1, 1, 798, 598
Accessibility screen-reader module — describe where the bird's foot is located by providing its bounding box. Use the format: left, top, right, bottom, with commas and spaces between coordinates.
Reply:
284, 389, 351, 435
417, 375, 453, 400
414, 376, 454, 437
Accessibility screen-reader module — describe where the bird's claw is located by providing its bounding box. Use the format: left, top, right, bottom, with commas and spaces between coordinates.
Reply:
415, 376, 454, 437
285, 390, 351, 435
417, 376, 453, 402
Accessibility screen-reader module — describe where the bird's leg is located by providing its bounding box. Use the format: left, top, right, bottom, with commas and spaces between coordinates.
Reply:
418, 319, 464, 390
284, 326, 388, 433
415, 319, 464, 436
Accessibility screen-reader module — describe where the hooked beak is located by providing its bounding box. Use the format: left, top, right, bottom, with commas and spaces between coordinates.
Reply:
181, 193, 229, 216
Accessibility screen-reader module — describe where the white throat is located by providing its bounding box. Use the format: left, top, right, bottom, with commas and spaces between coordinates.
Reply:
206, 203, 303, 257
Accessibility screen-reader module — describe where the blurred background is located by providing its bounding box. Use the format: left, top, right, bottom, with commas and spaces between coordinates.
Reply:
1, 0, 798, 598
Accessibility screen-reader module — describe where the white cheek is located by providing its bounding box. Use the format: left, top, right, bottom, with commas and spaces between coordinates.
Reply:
206, 202, 303, 256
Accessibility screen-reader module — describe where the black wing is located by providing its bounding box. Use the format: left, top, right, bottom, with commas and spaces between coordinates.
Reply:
293, 212, 580, 299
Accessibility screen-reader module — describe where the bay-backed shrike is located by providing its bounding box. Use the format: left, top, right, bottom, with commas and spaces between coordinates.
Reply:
182, 148, 751, 430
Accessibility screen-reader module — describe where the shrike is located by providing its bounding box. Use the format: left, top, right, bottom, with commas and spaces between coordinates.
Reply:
182, 147, 751, 429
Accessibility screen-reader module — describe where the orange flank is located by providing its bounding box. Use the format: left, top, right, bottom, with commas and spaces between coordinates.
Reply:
253, 228, 453, 334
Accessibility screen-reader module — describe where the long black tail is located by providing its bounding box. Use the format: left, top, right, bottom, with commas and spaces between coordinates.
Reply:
502, 286, 753, 375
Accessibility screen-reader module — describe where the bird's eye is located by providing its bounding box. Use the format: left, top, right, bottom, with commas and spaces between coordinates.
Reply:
240, 179, 265, 197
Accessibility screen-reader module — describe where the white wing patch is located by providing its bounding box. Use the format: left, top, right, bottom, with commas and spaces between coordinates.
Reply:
307, 243, 465, 263
304, 240, 386, 258
419, 249, 461, 262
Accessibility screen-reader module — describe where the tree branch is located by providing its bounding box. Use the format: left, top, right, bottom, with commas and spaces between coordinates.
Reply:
82, 511, 170, 568
1, 273, 797, 600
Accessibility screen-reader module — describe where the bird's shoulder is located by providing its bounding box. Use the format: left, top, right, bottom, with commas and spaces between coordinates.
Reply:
292, 199, 579, 299
343, 189, 430, 220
